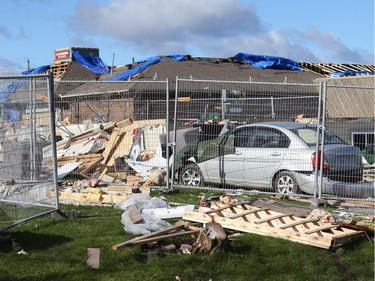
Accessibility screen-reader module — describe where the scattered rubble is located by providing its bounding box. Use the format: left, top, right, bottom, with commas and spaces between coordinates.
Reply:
111, 195, 372, 253
42, 118, 168, 204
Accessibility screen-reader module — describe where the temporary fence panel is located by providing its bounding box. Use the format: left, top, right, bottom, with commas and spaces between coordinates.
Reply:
52, 80, 170, 201
171, 78, 322, 197
46, 78, 373, 206
171, 78, 374, 204
0, 73, 59, 232
321, 81, 374, 202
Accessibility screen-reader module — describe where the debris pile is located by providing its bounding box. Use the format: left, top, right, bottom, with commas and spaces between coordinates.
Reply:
43, 118, 168, 204
112, 194, 230, 255
111, 195, 370, 253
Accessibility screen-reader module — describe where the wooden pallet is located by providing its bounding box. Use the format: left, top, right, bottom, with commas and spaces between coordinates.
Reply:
300, 62, 375, 77
182, 202, 363, 249
51, 62, 70, 79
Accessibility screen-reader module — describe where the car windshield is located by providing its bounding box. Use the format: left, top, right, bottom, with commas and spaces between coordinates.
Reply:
292, 127, 346, 146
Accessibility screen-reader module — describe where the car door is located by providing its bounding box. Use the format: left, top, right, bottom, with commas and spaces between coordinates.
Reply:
241, 126, 290, 188
222, 126, 256, 186
199, 132, 235, 184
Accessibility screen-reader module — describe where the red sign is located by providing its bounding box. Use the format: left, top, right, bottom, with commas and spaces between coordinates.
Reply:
55, 51, 70, 60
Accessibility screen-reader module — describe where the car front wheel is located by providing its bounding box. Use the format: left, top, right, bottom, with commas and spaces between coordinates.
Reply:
274, 171, 299, 195
179, 164, 204, 186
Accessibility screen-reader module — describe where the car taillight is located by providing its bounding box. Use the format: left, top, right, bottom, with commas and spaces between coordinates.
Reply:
312, 150, 329, 170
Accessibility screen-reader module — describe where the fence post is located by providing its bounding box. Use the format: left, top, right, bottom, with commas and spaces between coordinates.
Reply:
313, 82, 323, 199
48, 72, 60, 208
319, 81, 328, 199
165, 79, 171, 191
170, 76, 179, 191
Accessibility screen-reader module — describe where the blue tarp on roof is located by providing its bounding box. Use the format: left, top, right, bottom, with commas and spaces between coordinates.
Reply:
72, 50, 109, 75
22, 65, 50, 75
233, 53, 303, 71
167, 54, 186, 61
135, 56, 163, 64
136, 55, 186, 63
107, 56, 162, 81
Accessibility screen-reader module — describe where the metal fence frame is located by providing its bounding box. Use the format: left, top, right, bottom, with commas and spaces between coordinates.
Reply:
0, 73, 59, 232
170, 77, 374, 202
17, 77, 372, 211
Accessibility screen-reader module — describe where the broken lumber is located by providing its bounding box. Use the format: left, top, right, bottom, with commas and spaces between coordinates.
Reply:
182, 202, 364, 249
112, 221, 195, 250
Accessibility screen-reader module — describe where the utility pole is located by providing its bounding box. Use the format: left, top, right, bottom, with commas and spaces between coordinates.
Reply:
111, 53, 115, 76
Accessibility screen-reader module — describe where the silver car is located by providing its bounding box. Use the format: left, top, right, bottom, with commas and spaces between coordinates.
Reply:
175, 122, 373, 198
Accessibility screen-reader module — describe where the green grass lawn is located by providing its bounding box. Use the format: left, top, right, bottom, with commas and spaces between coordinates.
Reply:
0, 190, 373, 281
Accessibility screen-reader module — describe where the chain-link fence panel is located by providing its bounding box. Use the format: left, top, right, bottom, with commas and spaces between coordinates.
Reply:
0, 73, 59, 232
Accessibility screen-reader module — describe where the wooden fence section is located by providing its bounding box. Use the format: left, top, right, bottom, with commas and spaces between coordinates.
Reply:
182, 202, 364, 249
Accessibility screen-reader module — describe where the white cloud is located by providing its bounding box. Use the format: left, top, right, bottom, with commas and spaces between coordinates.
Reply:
68, 0, 374, 64
70, 0, 264, 55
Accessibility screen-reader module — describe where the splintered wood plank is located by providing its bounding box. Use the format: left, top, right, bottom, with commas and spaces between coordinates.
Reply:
204, 202, 250, 215
115, 118, 133, 128
58, 154, 103, 163
103, 185, 150, 194
204, 204, 282, 222
230, 208, 271, 220
279, 218, 320, 230
112, 222, 190, 250
118, 230, 199, 247
79, 157, 103, 177
107, 131, 130, 166
303, 225, 338, 235
255, 214, 294, 227
98, 167, 108, 181
101, 127, 123, 165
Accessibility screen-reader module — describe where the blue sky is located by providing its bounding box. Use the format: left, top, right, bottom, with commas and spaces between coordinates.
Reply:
0, 0, 374, 73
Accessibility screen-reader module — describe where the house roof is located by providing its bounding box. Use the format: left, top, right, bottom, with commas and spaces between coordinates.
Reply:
102, 56, 324, 83
314, 76, 374, 119
57, 56, 326, 99
9, 54, 374, 113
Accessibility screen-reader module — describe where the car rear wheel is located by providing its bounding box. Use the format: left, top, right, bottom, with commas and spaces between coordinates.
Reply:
180, 164, 204, 186
274, 171, 299, 195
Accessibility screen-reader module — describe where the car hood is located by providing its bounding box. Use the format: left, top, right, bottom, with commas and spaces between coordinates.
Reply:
174, 133, 234, 170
